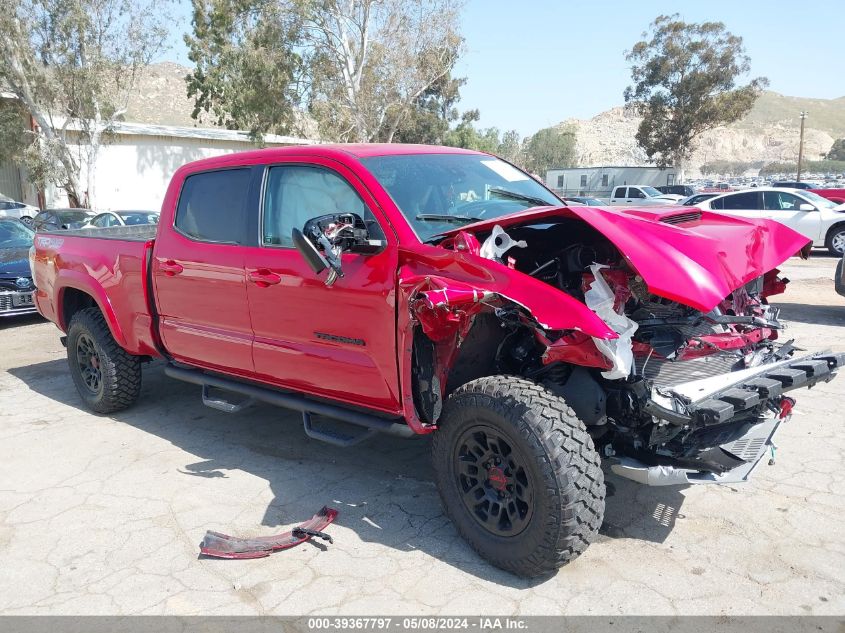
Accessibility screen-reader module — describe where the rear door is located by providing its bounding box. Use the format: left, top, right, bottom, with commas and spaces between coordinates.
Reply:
241, 159, 401, 413
762, 191, 821, 242
709, 191, 762, 220
152, 167, 260, 375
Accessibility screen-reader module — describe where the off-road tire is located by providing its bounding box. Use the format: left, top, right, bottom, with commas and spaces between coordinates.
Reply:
432, 375, 605, 577
67, 307, 142, 413
825, 224, 845, 256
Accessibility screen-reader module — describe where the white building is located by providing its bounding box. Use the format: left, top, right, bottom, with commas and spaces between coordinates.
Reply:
546, 165, 679, 198
0, 114, 313, 211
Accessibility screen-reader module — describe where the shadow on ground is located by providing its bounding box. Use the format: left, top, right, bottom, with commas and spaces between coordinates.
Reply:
8, 358, 688, 587
772, 301, 845, 327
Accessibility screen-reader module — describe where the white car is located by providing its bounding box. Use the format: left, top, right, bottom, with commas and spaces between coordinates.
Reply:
694, 187, 845, 255
0, 196, 40, 226
84, 210, 160, 228
607, 185, 681, 206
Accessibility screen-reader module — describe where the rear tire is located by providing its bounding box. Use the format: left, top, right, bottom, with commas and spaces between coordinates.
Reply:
826, 224, 845, 256
67, 307, 142, 413
432, 376, 605, 578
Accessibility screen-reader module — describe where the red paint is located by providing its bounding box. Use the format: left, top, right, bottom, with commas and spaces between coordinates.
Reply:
32, 144, 810, 435
809, 189, 845, 205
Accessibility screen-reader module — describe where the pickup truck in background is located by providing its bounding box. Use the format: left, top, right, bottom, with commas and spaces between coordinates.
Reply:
32, 145, 844, 577
607, 185, 682, 205
772, 182, 845, 204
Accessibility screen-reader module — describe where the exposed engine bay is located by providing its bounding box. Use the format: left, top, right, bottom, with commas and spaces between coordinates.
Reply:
406, 214, 843, 486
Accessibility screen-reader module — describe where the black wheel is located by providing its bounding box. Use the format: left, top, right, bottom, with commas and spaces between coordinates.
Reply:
826, 224, 845, 256
432, 376, 605, 577
67, 307, 142, 413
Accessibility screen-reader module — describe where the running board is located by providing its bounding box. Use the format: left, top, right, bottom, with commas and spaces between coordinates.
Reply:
164, 364, 415, 445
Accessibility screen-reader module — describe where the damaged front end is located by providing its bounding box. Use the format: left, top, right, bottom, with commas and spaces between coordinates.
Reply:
401, 206, 844, 486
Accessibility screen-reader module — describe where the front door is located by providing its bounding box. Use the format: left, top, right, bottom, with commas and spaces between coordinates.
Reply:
762, 191, 822, 242
242, 161, 401, 413
152, 167, 258, 375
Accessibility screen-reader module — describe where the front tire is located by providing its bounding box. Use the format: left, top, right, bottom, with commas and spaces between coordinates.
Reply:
826, 224, 845, 256
432, 376, 605, 577
67, 307, 142, 413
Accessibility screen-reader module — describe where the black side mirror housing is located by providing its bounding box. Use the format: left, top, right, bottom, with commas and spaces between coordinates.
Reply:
292, 227, 328, 275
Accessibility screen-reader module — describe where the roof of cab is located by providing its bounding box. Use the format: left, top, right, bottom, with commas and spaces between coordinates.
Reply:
178, 143, 484, 173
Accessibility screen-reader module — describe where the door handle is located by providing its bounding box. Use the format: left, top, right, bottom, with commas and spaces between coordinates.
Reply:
248, 269, 282, 287
160, 260, 183, 276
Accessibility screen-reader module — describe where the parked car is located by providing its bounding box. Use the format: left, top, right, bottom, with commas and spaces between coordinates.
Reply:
84, 210, 160, 228
31, 208, 95, 231
694, 188, 845, 255
0, 219, 37, 317
836, 253, 845, 298
0, 196, 40, 226
32, 144, 843, 577
773, 181, 814, 190
607, 185, 680, 205
656, 185, 695, 197
563, 196, 604, 206
680, 193, 718, 206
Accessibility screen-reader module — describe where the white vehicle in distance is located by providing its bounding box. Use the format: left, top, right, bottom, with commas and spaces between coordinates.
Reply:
84, 210, 160, 228
694, 187, 845, 255
0, 195, 40, 226
607, 185, 683, 205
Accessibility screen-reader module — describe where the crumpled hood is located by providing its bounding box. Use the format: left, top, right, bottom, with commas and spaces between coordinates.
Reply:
443, 205, 810, 312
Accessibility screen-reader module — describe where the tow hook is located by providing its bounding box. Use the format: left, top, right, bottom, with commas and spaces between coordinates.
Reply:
778, 396, 796, 420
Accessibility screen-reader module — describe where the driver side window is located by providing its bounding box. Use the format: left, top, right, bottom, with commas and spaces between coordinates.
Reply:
262, 165, 384, 247
764, 191, 801, 211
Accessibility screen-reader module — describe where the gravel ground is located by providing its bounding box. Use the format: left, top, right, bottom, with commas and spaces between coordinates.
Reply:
0, 254, 843, 616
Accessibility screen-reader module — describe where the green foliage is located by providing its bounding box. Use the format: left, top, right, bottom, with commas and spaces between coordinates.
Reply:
624, 14, 768, 168
827, 139, 845, 161
392, 73, 465, 145
0, 0, 170, 205
700, 160, 762, 176
522, 126, 577, 176
442, 111, 523, 164
759, 160, 845, 176
184, 0, 305, 141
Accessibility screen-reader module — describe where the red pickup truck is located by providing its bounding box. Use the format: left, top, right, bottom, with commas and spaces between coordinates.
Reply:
32, 144, 843, 577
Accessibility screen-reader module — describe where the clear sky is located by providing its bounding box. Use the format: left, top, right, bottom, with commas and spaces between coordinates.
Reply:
163, 0, 844, 137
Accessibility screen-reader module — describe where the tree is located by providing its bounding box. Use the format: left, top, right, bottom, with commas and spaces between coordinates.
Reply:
184, 0, 306, 141
185, 0, 465, 143
392, 72, 465, 144
624, 14, 767, 171
522, 126, 577, 176
827, 139, 845, 161
0, 0, 170, 207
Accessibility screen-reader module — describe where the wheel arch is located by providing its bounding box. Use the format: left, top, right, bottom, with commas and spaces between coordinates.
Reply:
56, 273, 127, 348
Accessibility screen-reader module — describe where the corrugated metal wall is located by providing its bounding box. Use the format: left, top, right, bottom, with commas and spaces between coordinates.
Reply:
0, 161, 23, 201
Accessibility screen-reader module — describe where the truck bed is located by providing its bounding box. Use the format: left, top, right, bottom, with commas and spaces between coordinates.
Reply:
53, 224, 159, 241
33, 227, 160, 356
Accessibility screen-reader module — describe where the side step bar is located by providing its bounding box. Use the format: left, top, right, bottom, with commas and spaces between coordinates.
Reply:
164, 364, 415, 445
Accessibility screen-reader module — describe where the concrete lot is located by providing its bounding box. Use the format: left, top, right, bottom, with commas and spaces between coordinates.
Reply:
0, 255, 843, 616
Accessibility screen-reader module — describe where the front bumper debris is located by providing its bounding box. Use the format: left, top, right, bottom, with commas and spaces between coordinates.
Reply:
611, 412, 782, 485
199, 506, 338, 559
647, 351, 845, 427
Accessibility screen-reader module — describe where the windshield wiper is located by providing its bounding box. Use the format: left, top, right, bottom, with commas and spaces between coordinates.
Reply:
487, 187, 552, 207
415, 214, 483, 224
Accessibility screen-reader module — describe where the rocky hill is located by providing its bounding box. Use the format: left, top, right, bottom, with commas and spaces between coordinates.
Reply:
556, 92, 845, 175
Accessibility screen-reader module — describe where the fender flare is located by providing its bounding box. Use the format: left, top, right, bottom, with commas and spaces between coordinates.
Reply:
55, 270, 128, 349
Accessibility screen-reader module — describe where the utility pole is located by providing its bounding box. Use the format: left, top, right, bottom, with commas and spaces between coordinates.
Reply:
796, 111, 807, 182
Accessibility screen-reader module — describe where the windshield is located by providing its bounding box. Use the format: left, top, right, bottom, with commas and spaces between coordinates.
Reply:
641, 186, 663, 197
361, 153, 561, 241
800, 191, 838, 209
0, 220, 35, 249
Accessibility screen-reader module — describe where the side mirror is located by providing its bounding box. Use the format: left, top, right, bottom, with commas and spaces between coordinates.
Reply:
291, 228, 328, 274
292, 212, 386, 287
798, 203, 816, 212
